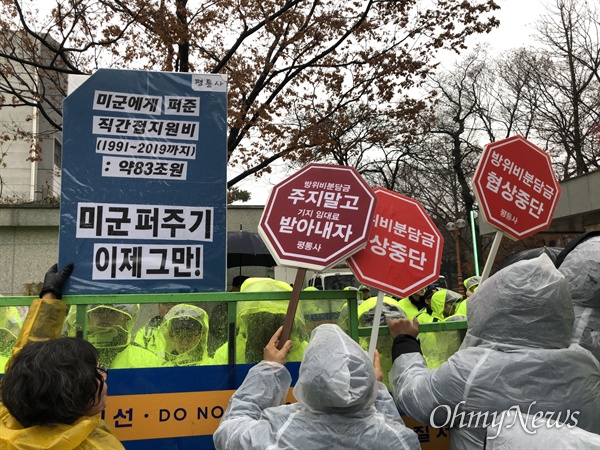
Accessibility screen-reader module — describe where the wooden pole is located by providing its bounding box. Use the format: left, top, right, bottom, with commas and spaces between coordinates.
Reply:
278, 267, 306, 349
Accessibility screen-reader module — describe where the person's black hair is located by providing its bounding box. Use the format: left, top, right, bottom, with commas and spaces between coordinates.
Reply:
0, 337, 105, 427
232, 275, 249, 288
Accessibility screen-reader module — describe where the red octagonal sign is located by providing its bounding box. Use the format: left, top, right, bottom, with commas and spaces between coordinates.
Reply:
348, 188, 443, 298
473, 135, 562, 240
259, 163, 377, 271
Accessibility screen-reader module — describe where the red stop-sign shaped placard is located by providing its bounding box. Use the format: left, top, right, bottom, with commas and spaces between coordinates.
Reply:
473, 135, 562, 240
259, 163, 377, 271
347, 188, 443, 298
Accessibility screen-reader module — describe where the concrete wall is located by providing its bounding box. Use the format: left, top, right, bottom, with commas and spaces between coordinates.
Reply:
0, 205, 267, 295
0, 207, 59, 295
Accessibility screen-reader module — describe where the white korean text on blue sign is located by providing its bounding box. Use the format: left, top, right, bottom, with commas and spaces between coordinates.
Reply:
59, 69, 228, 294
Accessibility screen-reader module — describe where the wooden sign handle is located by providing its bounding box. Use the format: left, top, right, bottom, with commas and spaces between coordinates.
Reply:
278, 267, 307, 349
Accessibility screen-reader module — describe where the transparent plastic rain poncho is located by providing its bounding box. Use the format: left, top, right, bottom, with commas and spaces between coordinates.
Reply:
485, 410, 600, 450
64, 304, 162, 368
558, 235, 600, 362
390, 254, 600, 450
213, 324, 420, 450
155, 303, 214, 366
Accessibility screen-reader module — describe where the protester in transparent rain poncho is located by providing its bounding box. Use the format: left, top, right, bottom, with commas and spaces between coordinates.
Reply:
556, 231, 600, 363
212, 278, 309, 364
213, 323, 420, 450
387, 254, 600, 450
153, 303, 215, 366
64, 303, 162, 369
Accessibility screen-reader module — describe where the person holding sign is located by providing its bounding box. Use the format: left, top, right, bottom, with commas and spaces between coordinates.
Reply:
214, 324, 420, 450
387, 254, 600, 449
0, 263, 125, 449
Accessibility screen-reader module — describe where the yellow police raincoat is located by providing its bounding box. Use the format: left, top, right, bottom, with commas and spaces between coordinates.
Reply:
213, 278, 309, 364
154, 303, 215, 366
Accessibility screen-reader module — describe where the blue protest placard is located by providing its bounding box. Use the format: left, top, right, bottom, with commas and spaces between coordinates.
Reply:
59, 69, 227, 294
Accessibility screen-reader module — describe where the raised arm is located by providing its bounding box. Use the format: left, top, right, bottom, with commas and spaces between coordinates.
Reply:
12, 263, 73, 356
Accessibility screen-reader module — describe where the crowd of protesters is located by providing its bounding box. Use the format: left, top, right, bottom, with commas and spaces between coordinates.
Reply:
0, 232, 598, 449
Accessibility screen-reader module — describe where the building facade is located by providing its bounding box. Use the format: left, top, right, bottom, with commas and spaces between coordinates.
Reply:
0, 30, 67, 203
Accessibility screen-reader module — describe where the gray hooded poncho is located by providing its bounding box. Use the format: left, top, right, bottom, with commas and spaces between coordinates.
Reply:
390, 254, 600, 450
214, 323, 419, 450
558, 235, 600, 362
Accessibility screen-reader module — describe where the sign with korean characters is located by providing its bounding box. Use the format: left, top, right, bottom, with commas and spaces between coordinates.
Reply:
258, 163, 378, 271
98, 364, 448, 450
473, 135, 562, 240
59, 69, 228, 294
348, 188, 444, 298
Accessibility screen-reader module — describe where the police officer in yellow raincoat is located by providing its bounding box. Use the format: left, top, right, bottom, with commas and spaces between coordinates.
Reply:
213, 278, 309, 364
338, 295, 405, 388
64, 303, 163, 369
154, 303, 215, 366
415, 289, 464, 368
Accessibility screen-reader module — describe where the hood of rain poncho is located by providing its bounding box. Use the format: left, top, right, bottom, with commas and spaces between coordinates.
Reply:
158, 303, 209, 364
357, 296, 406, 326
464, 276, 481, 291
293, 324, 377, 413
64, 304, 139, 350
236, 278, 307, 362
464, 254, 573, 349
430, 289, 463, 320
558, 236, 600, 309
